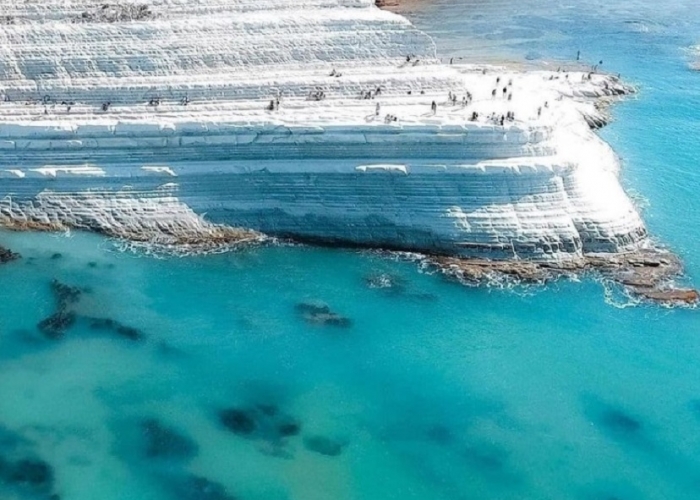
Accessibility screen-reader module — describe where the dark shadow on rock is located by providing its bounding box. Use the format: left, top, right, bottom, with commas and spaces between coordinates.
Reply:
167, 474, 236, 500
303, 435, 346, 457
86, 317, 144, 341
295, 302, 352, 328
141, 419, 198, 460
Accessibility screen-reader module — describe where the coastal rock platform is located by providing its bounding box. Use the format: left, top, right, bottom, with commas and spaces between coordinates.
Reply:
0, 0, 693, 303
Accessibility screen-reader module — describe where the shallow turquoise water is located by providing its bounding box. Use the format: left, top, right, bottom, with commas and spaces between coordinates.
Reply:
1, 2, 700, 499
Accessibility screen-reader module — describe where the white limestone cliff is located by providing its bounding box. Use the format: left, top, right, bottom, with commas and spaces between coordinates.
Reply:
0, 0, 647, 261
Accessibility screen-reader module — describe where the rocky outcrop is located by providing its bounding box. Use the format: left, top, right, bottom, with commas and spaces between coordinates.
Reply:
0, 246, 20, 264
431, 249, 698, 305
0, 0, 690, 303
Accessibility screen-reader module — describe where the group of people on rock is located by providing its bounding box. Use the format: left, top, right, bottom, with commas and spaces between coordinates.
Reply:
360, 87, 382, 100
308, 89, 326, 101
446, 91, 472, 107
266, 96, 281, 111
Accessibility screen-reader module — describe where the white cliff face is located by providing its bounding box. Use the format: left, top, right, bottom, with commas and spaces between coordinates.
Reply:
0, 0, 646, 260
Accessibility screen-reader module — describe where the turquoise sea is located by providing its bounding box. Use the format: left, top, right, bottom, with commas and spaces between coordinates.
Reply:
1, 1, 699, 499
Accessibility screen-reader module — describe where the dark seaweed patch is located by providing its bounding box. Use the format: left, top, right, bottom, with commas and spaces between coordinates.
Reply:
51, 279, 81, 309
0, 456, 55, 495
599, 409, 642, 437
37, 280, 81, 338
219, 409, 257, 436
168, 474, 236, 500
218, 404, 302, 458
87, 317, 144, 341
141, 419, 198, 460
425, 424, 453, 445
295, 302, 352, 328
37, 311, 76, 340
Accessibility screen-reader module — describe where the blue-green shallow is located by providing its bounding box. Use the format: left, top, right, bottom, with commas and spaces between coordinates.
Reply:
1, 0, 700, 498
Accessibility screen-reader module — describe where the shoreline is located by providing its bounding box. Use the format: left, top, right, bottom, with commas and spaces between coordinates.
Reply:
1, 224, 696, 306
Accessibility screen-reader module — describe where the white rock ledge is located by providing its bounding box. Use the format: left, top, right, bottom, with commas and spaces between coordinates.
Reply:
0, 0, 647, 261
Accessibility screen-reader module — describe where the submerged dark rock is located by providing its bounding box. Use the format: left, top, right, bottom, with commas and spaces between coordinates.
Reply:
303, 435, 346, 457
168, 474, 235, 500
219, 409, 257, 436
50, 253, 62, 260
141, 419, 198, 460
277, 420, 301, 437
425, 424, 453, 445
218, 404, 302, 459
0, 246, 20, 264
87, 317, 144, 341
295, 302, 352, 328
599, 409, 642, 437
0, 456, 55, 495
37, 311, 76, 339
50, 279, 81, 308
461, 444, 506, 472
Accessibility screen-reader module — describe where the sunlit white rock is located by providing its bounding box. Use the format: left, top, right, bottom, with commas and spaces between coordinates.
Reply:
0, 0, 646, 259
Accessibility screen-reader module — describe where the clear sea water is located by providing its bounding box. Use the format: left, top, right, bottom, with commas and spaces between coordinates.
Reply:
1, 1, 699, 499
